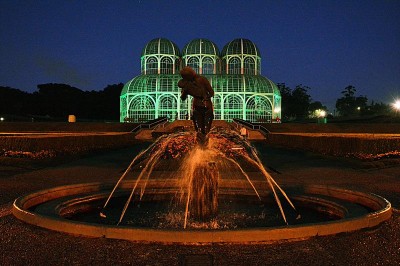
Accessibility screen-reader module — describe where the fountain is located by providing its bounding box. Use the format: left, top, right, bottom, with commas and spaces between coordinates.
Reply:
98, 128, 297, 228
12, 127, 392, 243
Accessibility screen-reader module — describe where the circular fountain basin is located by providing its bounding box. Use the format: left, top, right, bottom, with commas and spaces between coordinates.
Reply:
13, 181, 392, 244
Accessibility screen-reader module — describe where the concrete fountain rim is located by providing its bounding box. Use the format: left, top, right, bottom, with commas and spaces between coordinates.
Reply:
12, 182, 392, 244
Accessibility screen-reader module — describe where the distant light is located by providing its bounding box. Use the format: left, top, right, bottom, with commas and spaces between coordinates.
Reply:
392, 99, 400, 111
357, 106, 361, 111
0, 117, 4, 121
314, 109, 326, 118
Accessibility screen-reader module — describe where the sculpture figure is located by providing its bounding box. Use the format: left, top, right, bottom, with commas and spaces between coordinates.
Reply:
178, 66, 214, 142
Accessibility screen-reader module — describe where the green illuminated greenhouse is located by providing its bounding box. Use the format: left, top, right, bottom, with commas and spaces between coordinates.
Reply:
120, 38, 281, 123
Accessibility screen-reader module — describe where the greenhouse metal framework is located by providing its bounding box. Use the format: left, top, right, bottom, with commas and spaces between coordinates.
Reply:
120, 38, 281, 123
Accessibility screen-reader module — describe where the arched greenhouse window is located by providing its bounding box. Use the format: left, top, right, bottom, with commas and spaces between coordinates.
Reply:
228, 57, 241, 74
243, 57, 255, 75
224, 94, 243, 121
246, 96, 272, 122
187, 57, 200, 74
159, 95, 177, 121
146, 57, 158, 74
160, 57, 173, 74
202, 57, 214, 74
128, 96, 155, 122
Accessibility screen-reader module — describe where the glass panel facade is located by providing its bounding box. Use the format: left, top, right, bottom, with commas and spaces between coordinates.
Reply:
159, 76, 175, 92
121, 38, 281, 123
213, 94, 222, 120
120, 96, 127, 121
179, 98, 189, 120
121, 74, 280, 123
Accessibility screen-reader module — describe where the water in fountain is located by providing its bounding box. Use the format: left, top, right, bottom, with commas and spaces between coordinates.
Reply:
179, 145, 220, 228
100, 127, 296, 228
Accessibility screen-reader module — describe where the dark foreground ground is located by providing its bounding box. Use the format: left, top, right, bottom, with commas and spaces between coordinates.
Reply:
1, 141, 399, 265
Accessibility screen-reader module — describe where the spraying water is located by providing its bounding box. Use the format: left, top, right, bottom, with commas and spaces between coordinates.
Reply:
101, 127, 296, 228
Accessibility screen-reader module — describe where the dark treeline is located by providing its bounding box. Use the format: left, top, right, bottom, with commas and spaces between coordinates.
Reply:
0, 83, 123, 121
277, 83, 391, 121
1, 82, 394, 123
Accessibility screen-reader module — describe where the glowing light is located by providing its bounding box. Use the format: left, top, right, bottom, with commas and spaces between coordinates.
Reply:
274, 107, 281, 113
0, 117, 4, 121
392, 99, 400, 111
314, 109, 326, 118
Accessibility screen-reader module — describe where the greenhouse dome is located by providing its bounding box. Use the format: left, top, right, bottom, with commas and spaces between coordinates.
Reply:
141, 38, 180, 75
121, 38, 281, 123
182, 39, 220, 74
221, 38, 261, 75
221, 38, 260, 57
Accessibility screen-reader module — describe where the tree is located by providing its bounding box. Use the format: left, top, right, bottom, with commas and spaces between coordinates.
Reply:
34, 83, 85, 117
0, 83, 124, 121
94, 83, 124, 120
362, 101, 390, 116
309, 101, 326, 111
291, 85, 312, 119
335, 85, 368, 116
277, 83, 294, 120
0, 86, 31, 115
277, 83, 313, 120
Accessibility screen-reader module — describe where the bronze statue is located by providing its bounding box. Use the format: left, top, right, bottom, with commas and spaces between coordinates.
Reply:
178, 66, 214, 141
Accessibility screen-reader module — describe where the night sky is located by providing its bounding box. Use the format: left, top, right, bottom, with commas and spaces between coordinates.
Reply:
1, 0, 399, 111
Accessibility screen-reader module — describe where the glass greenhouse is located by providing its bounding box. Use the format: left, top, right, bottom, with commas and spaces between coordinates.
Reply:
120, 38, 281, 123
